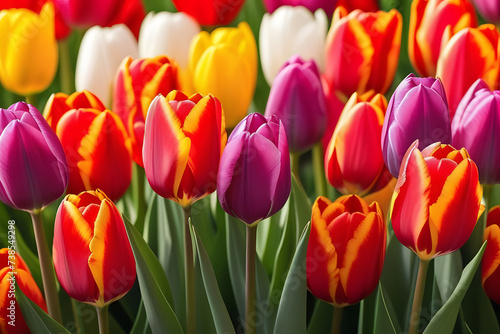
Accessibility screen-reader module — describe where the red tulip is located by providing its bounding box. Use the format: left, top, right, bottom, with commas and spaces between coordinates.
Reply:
482, 205, 500, 305
171, 0, 245, 26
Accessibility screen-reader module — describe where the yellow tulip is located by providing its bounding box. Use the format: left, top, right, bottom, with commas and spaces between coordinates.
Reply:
0, 3, 58, 96
189, 22, 257, 129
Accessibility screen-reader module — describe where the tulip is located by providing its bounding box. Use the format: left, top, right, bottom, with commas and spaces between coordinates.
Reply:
452, 79, 500, 184
472, 0, 500, 25
217, 113, 290, 225
391, 141, 484, 260
482, 205, 500, 305
0, 3, 58, 96
143, 91, 227, 208
408, 0, 477, 77
189, 22, 257, 129
0, 102, 68, 212
52, 106, 132, 202
0, 248, 47, 333
263, 0, 336, 17
264, 56, 326, 153
105, 0, 145, 39
259, 6, 328, 85
114, 56, 180, 167
171, 0, 245, 26
336, 0, 379, 12
53, 0, 121, 27
75, 24, 139, 108
53, 189, 136, 307
436, 24, 500, 119
307, 195, 386, 306
381, 74, 451, 178
324, 7, 402, 97
325, 93, 392, 196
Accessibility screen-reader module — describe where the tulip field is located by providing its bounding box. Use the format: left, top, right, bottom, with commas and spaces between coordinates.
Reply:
1, 0, 500, 333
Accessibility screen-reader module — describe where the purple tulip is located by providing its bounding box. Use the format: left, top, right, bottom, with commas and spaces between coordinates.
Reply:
472, 0, 500, 25
452, 79, 500, 184
217, 113, 291, 225
263, 0, 337, 17
381, 73, 451, 177
0, 102, 68, 212
264, 55, 326, 153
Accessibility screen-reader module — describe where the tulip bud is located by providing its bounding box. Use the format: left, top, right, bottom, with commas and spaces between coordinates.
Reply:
259, 6, 327, 85
381, 74, 451, 178
0, 3, 58, 96
391, 141, 484, 260
324, 7, 402, 97
0, 102, 68, 212
143, 91, 227, 208
53, 189, 136, 307
326, 93, 392, 196
53, 0, 121, 27
263, 0, 336, 17
307, 195, 386, 307
171, 0, 245, 26
408, 0, 477, 77
472, 0, 500, 24
436, 24, 500, 118
452, 79, 500, 184
0, 248, 47, 333
336, 0, 378, 12
76, 24, 139, 107
482, 205, 500, 305
189, 22, 257, 129
217, 113, 291, 226
264, 56, 326, 153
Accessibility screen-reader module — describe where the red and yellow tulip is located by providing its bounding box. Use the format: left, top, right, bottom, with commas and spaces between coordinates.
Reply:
307, 195, 386, 307
391, 141, 484, 260
53, 189, 136, 307
482, 205, 500, 305
325, 93, 392, 196
113, 56, 180, 167
143, 90, 227, 208
409, 0, 477, 77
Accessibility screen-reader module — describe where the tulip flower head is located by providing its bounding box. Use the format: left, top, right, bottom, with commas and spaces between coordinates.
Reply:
0, 248, 47, 333
259, 5, 328, 85
381, 74, 451, 178
325, 93, 392, 196
189, 22, 257, 129
53, 0, 122, 27
436, 24, 500, 118
473, 0, 500, 24
53, 189, 136, 307
391, 141, 484, 260
0, 3, 58, 96
143, 91, 227, 208
264, 56, 326, 153
217, 113, 291, 226
452, 79, 500, 184
409, 0, 477, 77
307, 195, 386, 307
482, 205, 500, 305
0, 102, 68, 212
171, 0, 245, 26
263, 0, 336, 17
336, 0, 379, 12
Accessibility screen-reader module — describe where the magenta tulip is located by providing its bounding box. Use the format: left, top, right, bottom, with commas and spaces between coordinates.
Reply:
263, 0, 337, 17
0, 102, 68, 212
472, 0, 500, 24
217, 113, 291, 225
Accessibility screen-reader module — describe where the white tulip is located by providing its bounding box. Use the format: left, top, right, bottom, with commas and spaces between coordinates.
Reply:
260, 6, 327, 86
138, 11, 201, 69
75, 24, 138, 107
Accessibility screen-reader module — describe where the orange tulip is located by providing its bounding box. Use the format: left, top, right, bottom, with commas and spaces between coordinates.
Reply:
53, 189, 136, 307
307, 195, 386, 307
391, 141, 484, 260
436, 24, 500, 119
482, 205, 500, 305
0, 248, 47, 333
324, 6, 402, 97
408, 0, 477, 77
325, 93, 392, 196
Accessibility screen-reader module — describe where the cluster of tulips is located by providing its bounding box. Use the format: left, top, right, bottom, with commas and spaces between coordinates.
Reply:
1, 0, 500, 333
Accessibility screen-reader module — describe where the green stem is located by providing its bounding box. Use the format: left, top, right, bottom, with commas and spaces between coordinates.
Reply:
409, 259, 430, 334
133, 165, 147, 234
312, 142, 327, 197
58, 38, 74, 94
331, 306, 343, 334
30, 211, 62, 323
183, 206, 195, 334
246, 224, 257, 334
25, 95, 37, 107
482, 184, 493, 231
96, 305, 109, 334
290, 152, 302, 188
71, 299, 83, 334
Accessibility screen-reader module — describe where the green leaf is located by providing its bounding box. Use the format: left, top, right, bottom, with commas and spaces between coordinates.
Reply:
16, 283, 71, 334
191, 224, 235, 334
434, 252, 463, 303
123, 215, 183, 334
374, 282, 401, 334
130, 301, 151, 334
423, 242, 487, 334
307, 299, 333, 334
273, 223, 310, 334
